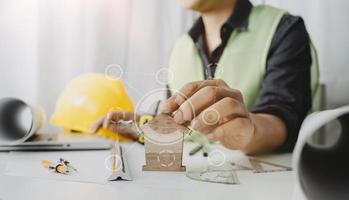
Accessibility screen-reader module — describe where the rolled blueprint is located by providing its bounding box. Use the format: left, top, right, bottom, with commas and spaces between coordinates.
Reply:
293, 106, 349, 200
0, 97, 45, 145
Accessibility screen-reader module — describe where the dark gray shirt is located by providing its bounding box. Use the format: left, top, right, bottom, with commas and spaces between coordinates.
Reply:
188, 0, 312, 152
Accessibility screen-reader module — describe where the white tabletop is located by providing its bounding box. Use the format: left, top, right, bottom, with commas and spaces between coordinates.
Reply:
0, 142, 296, 200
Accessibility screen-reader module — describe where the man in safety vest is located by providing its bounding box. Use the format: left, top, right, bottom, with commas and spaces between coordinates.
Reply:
93, 0, 316, 154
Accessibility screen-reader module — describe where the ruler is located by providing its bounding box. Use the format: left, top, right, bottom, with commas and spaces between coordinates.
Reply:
107, 141, 132, 181
186, 169, 240, 185
248, 157, 292, 173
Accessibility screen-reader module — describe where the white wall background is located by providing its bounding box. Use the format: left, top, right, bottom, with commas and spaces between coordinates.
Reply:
0, 0, 348, 124
0, 0, 196, 119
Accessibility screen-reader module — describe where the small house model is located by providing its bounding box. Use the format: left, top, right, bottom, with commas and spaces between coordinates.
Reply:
142, 114, 188, 171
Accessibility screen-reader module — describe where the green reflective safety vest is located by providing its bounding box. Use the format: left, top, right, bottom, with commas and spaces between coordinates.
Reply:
168, 5, 319, 110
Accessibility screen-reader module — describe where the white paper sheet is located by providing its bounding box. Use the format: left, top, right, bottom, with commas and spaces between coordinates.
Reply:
3, 151, 113, 184
292, 105, 349, 200
0, 98, 45, 146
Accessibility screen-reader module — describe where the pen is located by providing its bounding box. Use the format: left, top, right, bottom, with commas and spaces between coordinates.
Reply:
202, 144, 211, 157
189, 144, 203, 156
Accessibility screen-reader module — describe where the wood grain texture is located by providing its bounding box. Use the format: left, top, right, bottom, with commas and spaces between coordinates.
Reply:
142, 114, 186, 171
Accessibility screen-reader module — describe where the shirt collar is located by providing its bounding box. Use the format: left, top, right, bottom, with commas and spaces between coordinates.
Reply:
188, 0, 253, 42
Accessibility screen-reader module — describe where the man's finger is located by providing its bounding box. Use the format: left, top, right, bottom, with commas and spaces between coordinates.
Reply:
103, 111, 137, 128
210, 117, 255, 150
190, 97, 248, 134
92, 111, 137, 133
108, 124, 139, 140
103, 112, 113, 129
109, 111, 136, 122
91, 116, 105, 133
161, 94, 178, 114
161, 79, 230, 114
173, 86, 244, 124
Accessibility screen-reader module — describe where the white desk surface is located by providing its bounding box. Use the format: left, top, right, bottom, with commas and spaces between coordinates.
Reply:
0, 142, 296, 200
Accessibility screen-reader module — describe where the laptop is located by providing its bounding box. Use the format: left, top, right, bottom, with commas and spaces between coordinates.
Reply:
0, 133, 112, 151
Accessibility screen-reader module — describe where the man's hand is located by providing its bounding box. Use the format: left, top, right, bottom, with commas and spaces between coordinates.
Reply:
162, 79, 255, 149
91, 111, 140, 140
162, 79, 287, 154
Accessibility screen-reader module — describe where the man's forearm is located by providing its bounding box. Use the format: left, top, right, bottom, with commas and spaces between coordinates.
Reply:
243, 113, 287, 155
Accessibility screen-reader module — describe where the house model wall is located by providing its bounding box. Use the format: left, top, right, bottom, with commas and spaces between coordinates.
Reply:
142, 114, 188, 171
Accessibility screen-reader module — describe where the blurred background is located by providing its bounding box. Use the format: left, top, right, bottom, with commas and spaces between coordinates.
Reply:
0, 0, 348, 124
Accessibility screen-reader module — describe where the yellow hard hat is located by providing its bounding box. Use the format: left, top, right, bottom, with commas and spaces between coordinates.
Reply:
51, 73, 134, 141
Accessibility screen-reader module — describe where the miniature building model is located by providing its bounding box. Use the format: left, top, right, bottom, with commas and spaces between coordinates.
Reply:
142, 114, 189, 171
